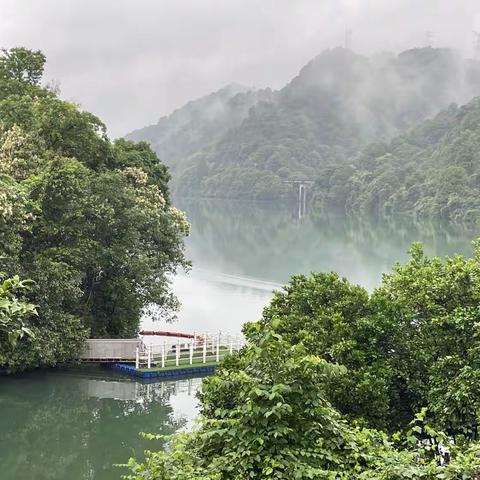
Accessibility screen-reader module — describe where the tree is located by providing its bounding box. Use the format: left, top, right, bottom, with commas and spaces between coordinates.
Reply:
0, 48, 189, 371
0, 47, 45, 85
125, 244, 480, 478
124, 320, 480, 479
372, 242, 480, 436
129, 47, 480, 214
256, 272, 397, 431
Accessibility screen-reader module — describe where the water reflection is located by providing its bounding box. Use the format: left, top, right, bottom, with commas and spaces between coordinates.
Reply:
0, 367, 202, 480
144, 199, 480, 334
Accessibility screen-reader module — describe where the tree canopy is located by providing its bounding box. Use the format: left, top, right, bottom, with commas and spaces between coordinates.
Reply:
0, 47, 189, 372
125, 243, 480, 478
316, 98, 480, 225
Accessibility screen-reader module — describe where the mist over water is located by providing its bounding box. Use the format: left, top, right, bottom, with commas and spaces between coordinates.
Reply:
142, 198, 480, 335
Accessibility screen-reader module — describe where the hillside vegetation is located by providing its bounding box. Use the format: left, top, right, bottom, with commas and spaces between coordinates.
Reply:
315, 97, 480, 225
127, 84, 274, 177
128, 47, 480, 202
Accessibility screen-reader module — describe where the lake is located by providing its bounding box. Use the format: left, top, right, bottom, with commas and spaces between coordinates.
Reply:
152, 198, 480, 333
0, 367, 200, 479
2, 198, 479, 479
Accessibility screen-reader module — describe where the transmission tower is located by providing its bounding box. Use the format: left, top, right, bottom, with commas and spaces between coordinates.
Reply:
474, 31, 480, 59
345, 28, 352, 50
425, 31, 434, 47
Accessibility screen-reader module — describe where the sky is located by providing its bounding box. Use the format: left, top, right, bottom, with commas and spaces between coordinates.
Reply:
1, 0, 480, 138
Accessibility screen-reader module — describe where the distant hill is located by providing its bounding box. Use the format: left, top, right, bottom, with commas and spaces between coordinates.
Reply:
127, 47, 480, 200
315, 96, 480, 225
126, 84, 274, 173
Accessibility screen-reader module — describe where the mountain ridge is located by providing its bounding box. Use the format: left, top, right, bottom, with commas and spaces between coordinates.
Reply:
127, 47, 480, 201
126, 83, 275, 171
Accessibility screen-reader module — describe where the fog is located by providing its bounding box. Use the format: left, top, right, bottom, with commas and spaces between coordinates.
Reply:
1, 0, 480, 137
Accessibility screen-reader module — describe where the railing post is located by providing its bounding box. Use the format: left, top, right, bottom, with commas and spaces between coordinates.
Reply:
216, 334, 220, 362
176, 340, 180, 366
135, 346, 139, 369
190, 341, 193, 365
229, 337, 233, 355
203, 332, 207, 364
193, 331, 196, 352
147, 344, 151, 369
162, 341, 166, 368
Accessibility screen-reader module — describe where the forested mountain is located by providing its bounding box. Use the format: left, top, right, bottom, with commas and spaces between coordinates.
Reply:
315, 96, 480, 225
127, 84, 274, 173
0, 48, 189, 371
128, 47, 480, 200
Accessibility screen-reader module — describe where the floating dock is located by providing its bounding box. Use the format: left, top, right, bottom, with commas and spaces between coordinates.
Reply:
81, 331, 245, 379
110, 362, 217, 378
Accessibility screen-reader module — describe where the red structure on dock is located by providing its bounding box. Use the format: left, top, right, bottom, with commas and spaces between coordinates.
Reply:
140, 330, 204, 342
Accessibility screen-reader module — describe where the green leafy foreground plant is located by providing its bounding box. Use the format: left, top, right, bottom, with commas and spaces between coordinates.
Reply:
259, 241, 480, 438
123, 323, 480, 479
0, 273, 35, 348
124, 244, 480, 479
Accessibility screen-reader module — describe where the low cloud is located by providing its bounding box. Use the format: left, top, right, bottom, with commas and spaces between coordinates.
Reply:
0, 0, 479, 137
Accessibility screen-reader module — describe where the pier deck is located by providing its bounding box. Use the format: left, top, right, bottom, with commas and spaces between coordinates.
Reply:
80, 332, 244, 378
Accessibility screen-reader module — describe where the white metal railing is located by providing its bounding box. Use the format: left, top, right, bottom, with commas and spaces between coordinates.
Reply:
135, 332, 246, 370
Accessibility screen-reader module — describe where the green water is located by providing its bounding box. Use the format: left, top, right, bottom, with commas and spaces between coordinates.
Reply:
0, 368, 200, 479
3, 199, 480, 479
148, 199, 480, 333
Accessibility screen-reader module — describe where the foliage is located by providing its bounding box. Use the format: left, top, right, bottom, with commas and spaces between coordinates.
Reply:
127, 84, 274, 173
373, 242, 480, 436
257, 271, 397, 431
124, 325, 380, 479
124, 323, 480, 479
313, 97, 480, 225
0, 273, 35, 349
0, 47, 45, 85
259, 242, 480, 436
0, 47, 189, 371
125, 244, 480, 478
129, 47, 480, 225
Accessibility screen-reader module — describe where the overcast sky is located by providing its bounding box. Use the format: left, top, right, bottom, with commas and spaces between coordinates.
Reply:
1, 0, 480, 137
